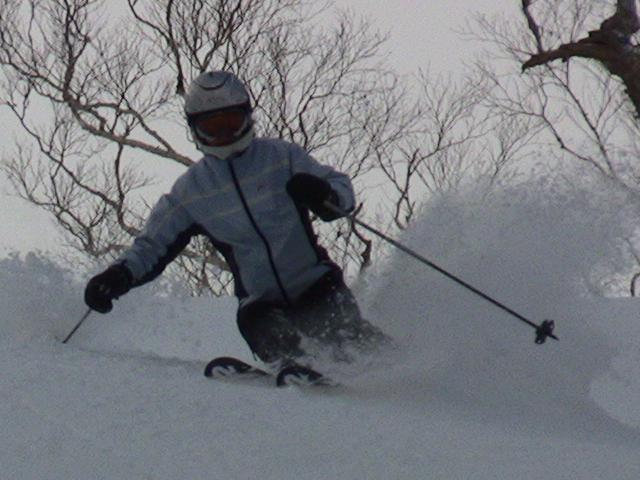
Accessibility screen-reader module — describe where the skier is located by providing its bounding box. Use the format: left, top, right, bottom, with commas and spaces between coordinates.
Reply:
84, 71, 386, 373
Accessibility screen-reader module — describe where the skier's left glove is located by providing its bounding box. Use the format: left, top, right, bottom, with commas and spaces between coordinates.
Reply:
286, 173, 341, 221
84, 263, 133, 314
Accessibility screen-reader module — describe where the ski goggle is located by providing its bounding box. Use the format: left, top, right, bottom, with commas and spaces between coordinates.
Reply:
191, 109, 251, 146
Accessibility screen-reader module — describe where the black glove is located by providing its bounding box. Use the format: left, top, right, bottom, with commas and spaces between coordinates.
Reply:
84, 264, 133, 313
286, 173, 341, 221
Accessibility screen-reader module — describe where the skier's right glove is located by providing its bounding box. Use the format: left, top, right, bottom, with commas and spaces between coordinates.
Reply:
84, 264, 133, 313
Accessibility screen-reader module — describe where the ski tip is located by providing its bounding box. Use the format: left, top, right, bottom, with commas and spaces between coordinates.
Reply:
276, 365, 338, 388
204, 357, 270, 379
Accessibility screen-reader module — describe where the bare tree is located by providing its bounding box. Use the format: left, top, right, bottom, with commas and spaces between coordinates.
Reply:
371, 68, 537, 232
0, 0, 417, 292
469, 0, 640, 295
1, 0, 520, 293
472, 1, 640, 187
521, 0, 640, 118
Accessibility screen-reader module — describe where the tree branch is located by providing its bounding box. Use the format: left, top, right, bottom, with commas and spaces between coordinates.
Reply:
522, 0, 640, 118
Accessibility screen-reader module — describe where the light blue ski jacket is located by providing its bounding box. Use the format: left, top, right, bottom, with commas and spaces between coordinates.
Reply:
118, 138, 355, 306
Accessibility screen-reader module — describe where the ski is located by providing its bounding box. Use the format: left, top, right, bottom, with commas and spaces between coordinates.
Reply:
276, 365, 337, 387
204, 356, 337, 388
204, 356, 271, 383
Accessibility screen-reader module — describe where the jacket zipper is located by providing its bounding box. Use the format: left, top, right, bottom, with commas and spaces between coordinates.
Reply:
227, 161, 292, 305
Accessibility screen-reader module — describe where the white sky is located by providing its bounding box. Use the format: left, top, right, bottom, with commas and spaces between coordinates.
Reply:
0, 0, 510, 254
334, 0, 515, 74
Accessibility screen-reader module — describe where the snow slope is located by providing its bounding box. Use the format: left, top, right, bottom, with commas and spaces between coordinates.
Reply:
2, 166, 640, 479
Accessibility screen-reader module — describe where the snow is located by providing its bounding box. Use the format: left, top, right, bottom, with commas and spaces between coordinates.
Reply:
2, 164, 640, 479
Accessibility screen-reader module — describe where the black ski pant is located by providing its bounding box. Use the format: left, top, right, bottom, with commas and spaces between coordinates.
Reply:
237, 269, 385, 365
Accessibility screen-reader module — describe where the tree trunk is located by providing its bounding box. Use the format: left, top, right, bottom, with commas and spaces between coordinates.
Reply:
522, 0, 640, 118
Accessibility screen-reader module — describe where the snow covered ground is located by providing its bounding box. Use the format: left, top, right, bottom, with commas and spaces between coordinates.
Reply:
2, 165, 640, 479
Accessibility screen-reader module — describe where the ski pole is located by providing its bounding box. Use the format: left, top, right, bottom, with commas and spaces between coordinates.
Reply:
324, 201, 558, 345
62, 308, 92, 344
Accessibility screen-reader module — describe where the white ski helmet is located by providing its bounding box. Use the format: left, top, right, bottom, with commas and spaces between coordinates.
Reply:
184, 71, 254, 159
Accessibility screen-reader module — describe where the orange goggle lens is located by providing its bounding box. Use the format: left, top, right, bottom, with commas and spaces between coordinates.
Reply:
194, 110, 248, 138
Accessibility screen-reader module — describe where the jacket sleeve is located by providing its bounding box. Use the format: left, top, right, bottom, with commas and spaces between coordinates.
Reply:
288, 143, 356, 213
116, 185, 199, 287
